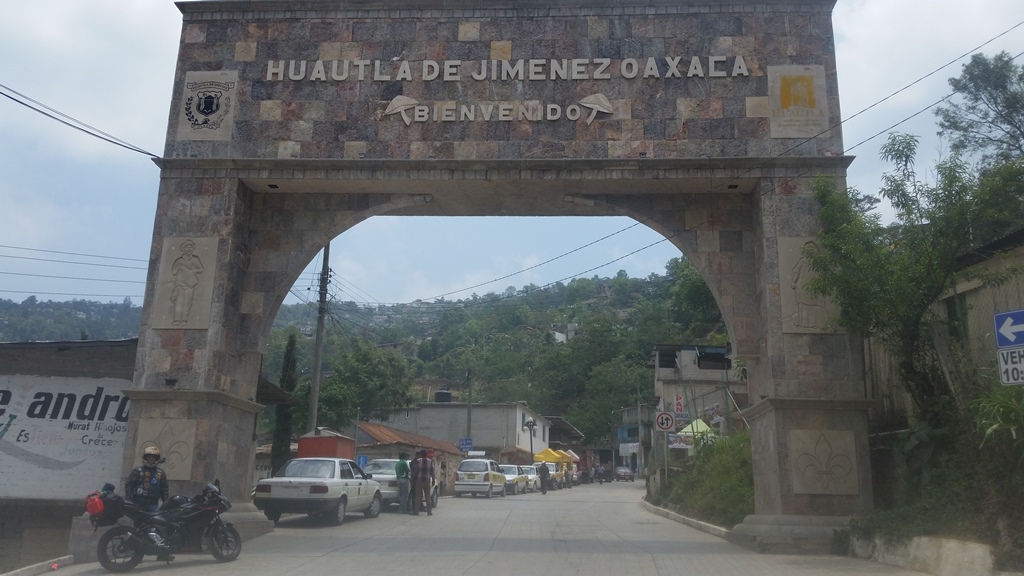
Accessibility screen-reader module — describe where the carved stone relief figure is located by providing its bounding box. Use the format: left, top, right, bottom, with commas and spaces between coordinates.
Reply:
170, 240, 203, 326
152, 237, 216, 330
779, 237, 840, 334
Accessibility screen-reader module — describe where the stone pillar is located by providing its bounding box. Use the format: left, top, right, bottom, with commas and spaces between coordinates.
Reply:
728, 177, 874, 554
121, 174, 272, 539
729, 399, 874, 553
121, 390, 271, 539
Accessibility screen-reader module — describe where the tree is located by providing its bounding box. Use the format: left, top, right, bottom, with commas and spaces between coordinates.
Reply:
271, 333, 299, 474
565, 357, 649, 448
666, 257, 724, 340
563, 277, 597, 305
935, 51, 1024, 167
804, 133, 1019, 419
292, 338, 414, 430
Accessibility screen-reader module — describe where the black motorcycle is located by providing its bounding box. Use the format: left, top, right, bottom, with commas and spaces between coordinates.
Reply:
95, 481, 240, 572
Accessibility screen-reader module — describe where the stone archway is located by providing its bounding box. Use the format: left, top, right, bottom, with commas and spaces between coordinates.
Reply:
126, 0, 872, 551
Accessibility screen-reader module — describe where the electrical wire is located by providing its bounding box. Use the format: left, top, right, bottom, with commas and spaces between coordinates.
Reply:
0, 271, 144, 284
0, 244, 148, 262
0, 83, 157, 157
0, 254, 146, 270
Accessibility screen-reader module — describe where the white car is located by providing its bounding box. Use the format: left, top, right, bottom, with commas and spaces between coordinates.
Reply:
499, 464, 527, 494
454, 459, 506, 498
362, 458, 439, 510
253, 457, 383, 525
519, 464, 540, 492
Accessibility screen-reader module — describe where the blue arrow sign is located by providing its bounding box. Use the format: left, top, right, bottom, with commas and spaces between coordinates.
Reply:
995, 310, 1024, 348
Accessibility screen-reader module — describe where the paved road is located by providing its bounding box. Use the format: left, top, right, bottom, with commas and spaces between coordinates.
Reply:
54, 480, 925, 576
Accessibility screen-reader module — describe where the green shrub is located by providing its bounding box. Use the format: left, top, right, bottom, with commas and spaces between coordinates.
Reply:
973, 385, 1024, 468
665, 431, 754, 528
849, 435, 1024, 571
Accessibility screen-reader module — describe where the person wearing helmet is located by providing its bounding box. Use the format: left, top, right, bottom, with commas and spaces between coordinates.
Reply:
125, 446, 169, 513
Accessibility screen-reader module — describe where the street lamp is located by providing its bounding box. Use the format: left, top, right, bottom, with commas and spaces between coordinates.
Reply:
523, 418, 536, 460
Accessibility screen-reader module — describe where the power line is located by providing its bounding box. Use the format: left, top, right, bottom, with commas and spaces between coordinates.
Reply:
0, 254, 147, 270
0, 244, 148, 262
0, 82, 157, 157
415, 220, 645, 302
333, 275, 381, 304
0, 271, 144, 284
692, 21, 1024, 198
0, 289, 142, 299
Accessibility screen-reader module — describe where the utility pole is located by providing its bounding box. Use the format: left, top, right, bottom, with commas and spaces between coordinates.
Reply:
637, 387, 644, 475
307, 242, 330, 433
465, 369, 472, 441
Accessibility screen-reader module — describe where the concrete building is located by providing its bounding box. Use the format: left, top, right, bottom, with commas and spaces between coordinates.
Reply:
647, 344, 748, 473
0, 339, 136, 573
380, 401, 549, 464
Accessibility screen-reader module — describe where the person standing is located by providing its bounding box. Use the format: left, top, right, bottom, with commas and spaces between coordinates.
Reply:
395, 453, 411, 515
411, 450, 434, 516
537, 462, 549, 495
125, 446, 169, 512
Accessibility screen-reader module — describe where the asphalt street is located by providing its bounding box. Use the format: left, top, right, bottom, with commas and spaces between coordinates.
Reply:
45, 479, 926, 576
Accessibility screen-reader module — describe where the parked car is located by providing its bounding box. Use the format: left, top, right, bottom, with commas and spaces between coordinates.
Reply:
361, 458, 439, 510
454, 459, 506, 498
519, 464, 540, 492
613, 466, 635, 482
499, 464, 528, 495
253, 457, 383, 525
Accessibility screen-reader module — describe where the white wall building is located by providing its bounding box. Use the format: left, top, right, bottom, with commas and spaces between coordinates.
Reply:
381, 401, 548, 463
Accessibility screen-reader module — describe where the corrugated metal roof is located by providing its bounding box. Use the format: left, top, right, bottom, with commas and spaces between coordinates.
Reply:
356, 421, 461, 455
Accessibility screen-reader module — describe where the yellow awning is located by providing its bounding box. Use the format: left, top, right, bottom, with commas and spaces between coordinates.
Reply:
534, 448, 562, 462
679, 419, 714, 435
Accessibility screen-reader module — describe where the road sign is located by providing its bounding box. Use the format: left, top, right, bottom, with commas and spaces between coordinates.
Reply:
655, 412, 674, 431
998, 346, 1024, 385
458, 438, 472, 452
994, 309, 1024, 348
357, 454, 368, 469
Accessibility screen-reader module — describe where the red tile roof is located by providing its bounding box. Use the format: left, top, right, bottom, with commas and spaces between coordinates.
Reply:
356, 421, 461, 455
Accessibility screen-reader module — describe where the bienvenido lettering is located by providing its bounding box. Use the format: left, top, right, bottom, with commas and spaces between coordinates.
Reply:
401, 102, 587, 123
267, 56, 749, 82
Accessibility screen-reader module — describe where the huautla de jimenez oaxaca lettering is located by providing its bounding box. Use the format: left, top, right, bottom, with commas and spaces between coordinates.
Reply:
267, 55, 751, 82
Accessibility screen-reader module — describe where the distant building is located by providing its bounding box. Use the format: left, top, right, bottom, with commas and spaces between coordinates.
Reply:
648, 344, 747, 470
378, 401, 550, 465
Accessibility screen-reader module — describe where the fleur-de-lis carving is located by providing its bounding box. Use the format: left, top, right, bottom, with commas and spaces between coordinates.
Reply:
155, 422, 192, 473
795, 434, 853, 491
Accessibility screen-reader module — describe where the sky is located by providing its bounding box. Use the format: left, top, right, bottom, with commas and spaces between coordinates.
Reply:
1, 1, 1023, 309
